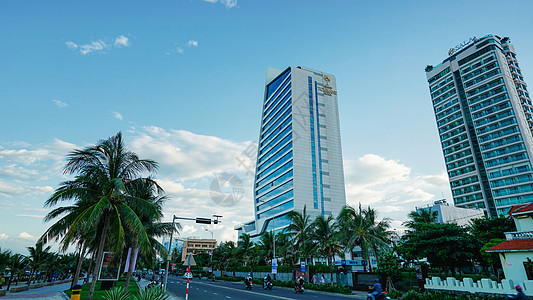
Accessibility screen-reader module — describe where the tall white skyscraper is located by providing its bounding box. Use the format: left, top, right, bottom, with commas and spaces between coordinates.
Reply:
236, 66, 347, 239
426, 35, 533, 217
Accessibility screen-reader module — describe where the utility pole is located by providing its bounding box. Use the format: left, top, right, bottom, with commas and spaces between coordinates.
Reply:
163, 215, 222, 291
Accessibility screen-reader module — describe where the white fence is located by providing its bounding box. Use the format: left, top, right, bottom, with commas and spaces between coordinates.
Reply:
425, 276, 533, 296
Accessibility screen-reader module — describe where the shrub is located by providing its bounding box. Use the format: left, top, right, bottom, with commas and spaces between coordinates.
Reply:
102, 287, 129, 300
303, 283, 352, 295
402, 291, 503, 300
133, 287, 169, 300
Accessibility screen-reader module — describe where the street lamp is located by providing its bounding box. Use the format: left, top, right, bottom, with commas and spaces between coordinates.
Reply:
163, 215, 222, 291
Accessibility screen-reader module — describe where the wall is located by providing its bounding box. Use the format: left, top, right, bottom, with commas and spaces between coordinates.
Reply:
500, 252, 532, 283
212, 270, 353, 286
425, 276, 533, 296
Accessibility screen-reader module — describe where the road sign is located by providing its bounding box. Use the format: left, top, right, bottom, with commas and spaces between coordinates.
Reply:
300, 261, 306, 272
272, 265, 277, 274
184, 254, 196, 266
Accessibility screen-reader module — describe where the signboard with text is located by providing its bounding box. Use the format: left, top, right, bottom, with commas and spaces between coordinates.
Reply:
99, 252, 121, 281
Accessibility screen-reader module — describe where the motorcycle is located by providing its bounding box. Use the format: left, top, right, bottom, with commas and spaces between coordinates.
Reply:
245, 279, 253, 290
294, 283, 304, 294
146, 279, 162, 290
366, 292, 391, 300
264, 280, 273, 290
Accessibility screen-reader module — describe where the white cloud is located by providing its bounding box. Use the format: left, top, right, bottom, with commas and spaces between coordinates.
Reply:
66, 34, 130, 55
0, 234, 8, 240
221, 0, 238, 8
130, 126, 251, 180
113, 112, 123, 121
177, 47, 184, 54
66, 40, 108, 55
18, 232, 35, 240
16, 214, 45, 219
114, 35, 130, 47
52, 99, 67, 108
343, 154, 451, 228
204, 0, 238, 8
187, 40, 198, 47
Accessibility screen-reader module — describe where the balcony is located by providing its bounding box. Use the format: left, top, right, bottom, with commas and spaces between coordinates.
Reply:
505, 230, 533, 240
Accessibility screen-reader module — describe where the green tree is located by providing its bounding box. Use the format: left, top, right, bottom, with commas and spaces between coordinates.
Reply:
43, 132, 160, 300
237, 233, 255, 272
311, 215, 342, 285
0, 248, 12, 273
337, 204, 391, 271
397, 223, 476, 276
404, 209, 438, 229
469, 215, 515, 276
286, 206, 313, 261
258, 231, 275, 261
26, 242, 51, 284
480, 238, 505, 279
375, 251, 401, 292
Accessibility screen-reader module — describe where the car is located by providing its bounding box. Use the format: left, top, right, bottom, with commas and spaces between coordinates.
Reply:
183, 272, 193, 279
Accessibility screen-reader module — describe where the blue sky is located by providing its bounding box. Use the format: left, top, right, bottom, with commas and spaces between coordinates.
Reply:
1, 0, 533, 253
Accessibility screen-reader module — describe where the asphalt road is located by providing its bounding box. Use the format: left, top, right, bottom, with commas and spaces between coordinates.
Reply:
166, 275, 366, 300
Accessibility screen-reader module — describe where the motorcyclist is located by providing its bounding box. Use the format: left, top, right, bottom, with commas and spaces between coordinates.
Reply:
245, 273, 253, 289
295, 276, 304, 292
509, 285, 528, 300
264, 274, 272, 289
368, 278, 382, 300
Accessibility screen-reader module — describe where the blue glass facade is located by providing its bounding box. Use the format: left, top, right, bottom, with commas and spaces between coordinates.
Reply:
254, 67, 295, 235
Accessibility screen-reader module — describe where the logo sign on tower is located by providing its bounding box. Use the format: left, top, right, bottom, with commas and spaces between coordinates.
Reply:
448, 37, 477, 56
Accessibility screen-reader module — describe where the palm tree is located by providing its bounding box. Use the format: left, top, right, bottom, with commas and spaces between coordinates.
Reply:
43, 132, 160, 300
6, 254, 27, 290
404, 209, 438, 229
258, 231, 274, 261
311, 215, 342, 284
26, 242, 51, 284
286, 206, 313, 262
122, 179, 179, 293
337, 204, 391, 272
0, 248, 11, 273
237, 233, 255, 273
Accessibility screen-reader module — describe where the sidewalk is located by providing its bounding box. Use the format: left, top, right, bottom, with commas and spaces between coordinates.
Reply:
0, 280, 80, 300
137, 278, 182, 300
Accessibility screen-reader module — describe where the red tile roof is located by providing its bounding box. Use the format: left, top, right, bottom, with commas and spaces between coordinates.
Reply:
508, 203, 533, 216
486, 239, 533, 252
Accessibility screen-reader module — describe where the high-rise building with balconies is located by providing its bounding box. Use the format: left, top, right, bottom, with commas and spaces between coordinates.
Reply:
426, 35, 533, 217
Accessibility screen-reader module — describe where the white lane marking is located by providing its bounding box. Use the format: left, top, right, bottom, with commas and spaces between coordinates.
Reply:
225, 297, 231, 299
213, 293, 218, 295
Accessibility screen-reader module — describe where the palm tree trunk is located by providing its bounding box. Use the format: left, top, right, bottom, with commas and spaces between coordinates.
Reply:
329, 256, 334, 286
87, 214, 109, 300
85, 251, 95, 284
72, 243, 86, 287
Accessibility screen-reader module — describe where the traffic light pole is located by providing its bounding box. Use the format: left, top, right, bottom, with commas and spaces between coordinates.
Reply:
163, 215, 222, 291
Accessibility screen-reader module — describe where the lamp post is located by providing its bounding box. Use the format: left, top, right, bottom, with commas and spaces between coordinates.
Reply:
163, 215, 222, 291
205, 228, 214, 277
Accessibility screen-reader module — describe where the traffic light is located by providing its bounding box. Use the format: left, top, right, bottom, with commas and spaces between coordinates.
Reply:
195, 218, 212, 224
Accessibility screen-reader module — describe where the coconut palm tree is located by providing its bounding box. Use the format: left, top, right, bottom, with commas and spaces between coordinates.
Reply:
404, 209, 438, 229
0, 248, 11, 273
6, 254, 27, 290
237, 233, 255, 272
285, 206, 313, 262
26, 242, 51, 284
337, 204, 391, 272
43, 132, 160, 300
258, 231, 275, 261
311, 215, 342, 284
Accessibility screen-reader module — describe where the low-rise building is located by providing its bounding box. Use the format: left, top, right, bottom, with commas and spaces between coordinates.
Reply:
416, 199, 485, 226
487, 203, 533, 283
181, 238, 217, 261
